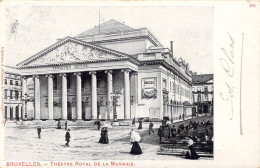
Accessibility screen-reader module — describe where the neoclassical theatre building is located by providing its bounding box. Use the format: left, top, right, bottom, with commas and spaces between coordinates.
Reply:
17, 19, 193, 121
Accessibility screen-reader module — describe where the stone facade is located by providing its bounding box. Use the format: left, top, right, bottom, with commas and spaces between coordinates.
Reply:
17, 20, 193, 121
4, 66, 23, 121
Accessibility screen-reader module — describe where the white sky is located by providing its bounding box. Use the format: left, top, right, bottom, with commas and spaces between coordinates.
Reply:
4, 6, 213, 74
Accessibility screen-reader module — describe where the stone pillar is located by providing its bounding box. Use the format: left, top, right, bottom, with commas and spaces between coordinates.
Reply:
123, 69, 131, 119
34, 75, 41, 120
47, 74, 54, 120
90, 72, 97, 119
22, 77, 27, 119
75, 72, 82, 120
61, 74, 67, 120
106, 70, 113, 120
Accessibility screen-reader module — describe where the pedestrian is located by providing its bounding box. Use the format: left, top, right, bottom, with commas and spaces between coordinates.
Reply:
149, 122, 154, 134
158, 126, 162, 144
57, 120, 61, 129
65, 121, 67, 130
138, 119, 142, 129
65, 129, 71, 147
130, 130, 142, 155
132, 117, 136, 127
103, 127, 109, 144
99, 128, 105, 143
185, 137, 200, 160
97, 120, 101, 131
37, 126, 41, 139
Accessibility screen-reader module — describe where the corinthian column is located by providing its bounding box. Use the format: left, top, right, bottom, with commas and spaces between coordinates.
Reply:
75, 72, 82, 120
34, 75, 41, 120
47, 74, 54, 120
90, 71, 97, 119
106, 70, 113, 120
61, 74, 67, 120
122, 69, 131, 119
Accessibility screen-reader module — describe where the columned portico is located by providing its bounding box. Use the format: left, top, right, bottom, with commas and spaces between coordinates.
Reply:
123, 69, 131, 119
34, 75, 41, 120
75, 72, 82, 120
61, 74, 67, 120
90, 71, 97, 119
47, 74, 54, 119
106, 70, 113, 120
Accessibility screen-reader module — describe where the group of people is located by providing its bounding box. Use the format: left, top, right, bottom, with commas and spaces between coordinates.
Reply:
158, 120, 213, 143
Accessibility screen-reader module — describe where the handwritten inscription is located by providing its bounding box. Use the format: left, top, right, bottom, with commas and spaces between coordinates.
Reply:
219, 32, 244, 135
220, 32, 235, 120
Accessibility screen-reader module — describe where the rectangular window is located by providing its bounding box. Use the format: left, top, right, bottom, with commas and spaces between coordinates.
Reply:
205, 94, 208, 101
198, 87, 201, 91
163, 79, 167, 89
15, 81, 19, 86
204, 86, 208, 92
198, 94, 201, 102
4, 89, 7, 99
15, 90, 19, 99
4, 79, 7, 84
10, 80, 13, 85
10, 90, 13, 99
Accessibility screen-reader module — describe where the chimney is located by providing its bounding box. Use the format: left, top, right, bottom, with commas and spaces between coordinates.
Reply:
170, 41, 173, 56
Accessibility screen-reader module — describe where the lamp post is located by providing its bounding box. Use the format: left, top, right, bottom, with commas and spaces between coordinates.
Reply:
111, 90, 121, 122
21, 93, 32, 121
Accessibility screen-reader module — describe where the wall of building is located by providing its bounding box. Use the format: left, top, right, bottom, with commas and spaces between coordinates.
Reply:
98, 38, 151, 55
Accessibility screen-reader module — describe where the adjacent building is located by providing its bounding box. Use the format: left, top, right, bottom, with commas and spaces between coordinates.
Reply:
192, 73, 214, 114
4, 65, 23, 121
17, 19, 193, 121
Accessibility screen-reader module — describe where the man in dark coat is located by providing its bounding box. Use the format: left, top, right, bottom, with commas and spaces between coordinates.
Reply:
37, 126, 41, 139
97, 120, 101, 131
57, 121, 61, 129
132, 117, 136, 127
149, 122, 154, 135
138, 119, 142, 129
158, 126, 163, 143
65, 129, 71, 147
65, 121, 67, 130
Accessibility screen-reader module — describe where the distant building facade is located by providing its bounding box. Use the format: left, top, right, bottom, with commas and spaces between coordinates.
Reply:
17, 19, 193, 121
4, 66, 23, 121
192, 74, 214, 114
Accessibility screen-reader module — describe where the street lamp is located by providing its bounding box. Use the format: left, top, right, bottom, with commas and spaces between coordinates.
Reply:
21, 93, 33, 120
111, 89, 121, 122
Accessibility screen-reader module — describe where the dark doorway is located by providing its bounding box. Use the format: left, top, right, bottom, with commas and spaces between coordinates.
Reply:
97, 104, 100, 119
5, 106, 7, 121
15, 106, 19, 121
21, 107, 23, 120
203, 105, 208, 114
67, 102, 72, 120
10, 107, 13, 120
82, 102, 85, 120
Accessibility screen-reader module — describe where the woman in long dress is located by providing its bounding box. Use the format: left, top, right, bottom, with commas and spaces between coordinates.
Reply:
103, 128, 109, 144
130, 130, 142, 155
185, 137, 200, 159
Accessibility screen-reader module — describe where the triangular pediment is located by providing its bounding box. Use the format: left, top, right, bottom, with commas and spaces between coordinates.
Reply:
18, 37, 131, 66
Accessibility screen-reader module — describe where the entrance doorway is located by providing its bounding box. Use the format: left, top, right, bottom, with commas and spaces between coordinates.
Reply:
97, 104, 100, 119
15, 106, 19, 121
5, 106, 7, 121
67, 102, 72, 120
10, 107, 13, 120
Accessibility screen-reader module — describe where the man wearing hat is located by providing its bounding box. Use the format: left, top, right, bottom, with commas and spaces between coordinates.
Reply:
65, 129, 71, 147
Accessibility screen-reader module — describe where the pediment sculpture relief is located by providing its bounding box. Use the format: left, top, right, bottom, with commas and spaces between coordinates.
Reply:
29, 42, 119, 65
